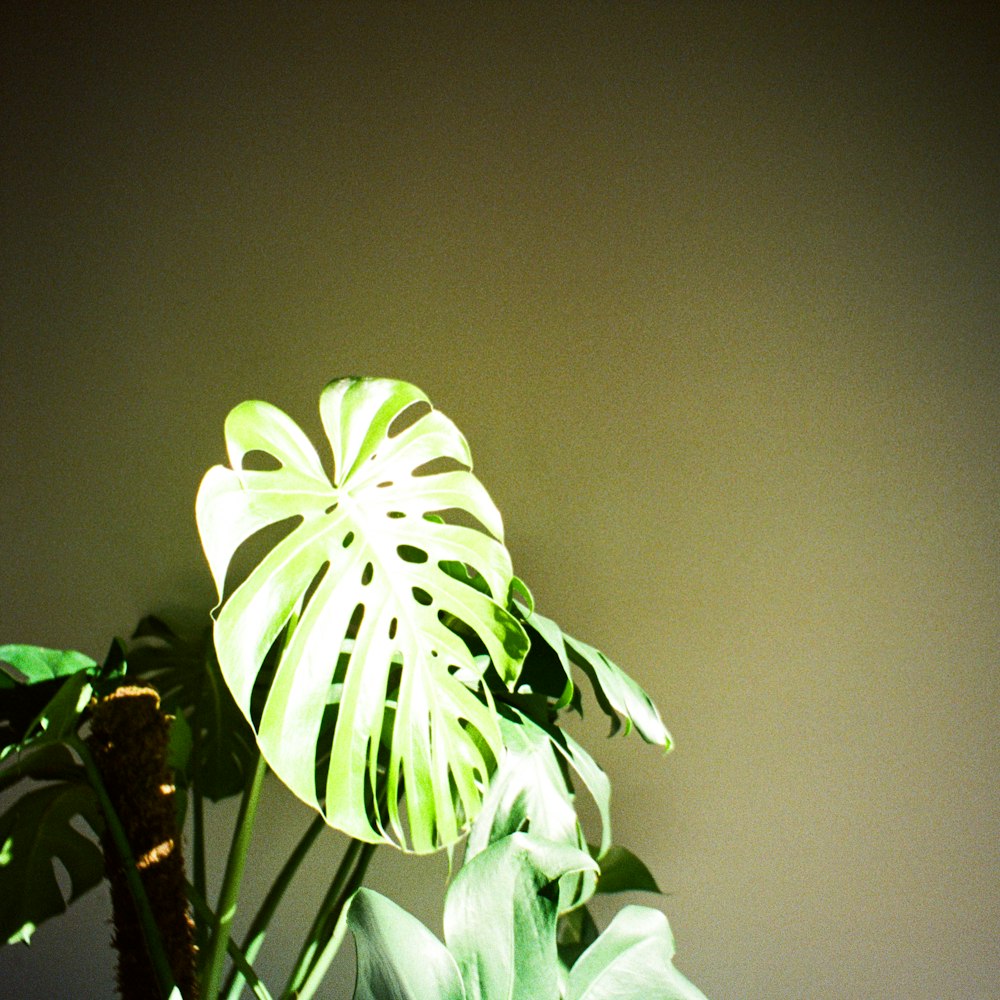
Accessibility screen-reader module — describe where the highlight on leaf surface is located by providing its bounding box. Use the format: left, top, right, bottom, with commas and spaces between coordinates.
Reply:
196, 377, 530, 852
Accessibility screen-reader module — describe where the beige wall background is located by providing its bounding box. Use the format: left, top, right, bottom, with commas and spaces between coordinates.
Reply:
1, 4, 997, 998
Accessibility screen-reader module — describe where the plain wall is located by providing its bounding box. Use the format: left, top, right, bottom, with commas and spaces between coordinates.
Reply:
1, 4, 997, 998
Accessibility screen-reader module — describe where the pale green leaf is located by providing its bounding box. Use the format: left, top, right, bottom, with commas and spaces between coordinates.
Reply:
444, 832, 597, 1000
466, 710, 610, 913
345, 887, 466, 1000
567, 906, 709, 1000
566, 635, 671, 747
196, 377, 529, 852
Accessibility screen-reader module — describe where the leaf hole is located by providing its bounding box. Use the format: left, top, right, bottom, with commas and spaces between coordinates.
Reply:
388, 618, 398, 640
301, 562, 329, 612
342, 531, 355, 548
222, 515, 302, 602
241, 449, 282, 472
361, 562, 374, 586
325, 502, 338, 515
411, 587, 433, 607
388, 399, 431, 437
426, 507, 495, 537
346, 603, 365, 640
396, 544, 428, 564
411, 455, 470, 477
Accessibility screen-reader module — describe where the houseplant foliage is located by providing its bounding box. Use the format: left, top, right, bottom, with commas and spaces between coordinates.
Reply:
0, 376, 708, 1000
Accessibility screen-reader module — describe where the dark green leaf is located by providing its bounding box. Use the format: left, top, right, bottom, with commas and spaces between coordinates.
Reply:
595, 844, 662, 895
557, 904, 600, 971
0, 742, 83, 796
0, 782, 105, 945
1, 672, 94, 760
126, 617, 256, 801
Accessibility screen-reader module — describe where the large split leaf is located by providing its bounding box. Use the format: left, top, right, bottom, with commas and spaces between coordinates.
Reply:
196, 377, 529, 852
0, 781, 105, 945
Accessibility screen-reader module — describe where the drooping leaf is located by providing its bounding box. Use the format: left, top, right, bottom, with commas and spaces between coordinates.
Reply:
0, 782, 105, 945
566, 905, 709, 1000
565, 635, 671, 746
196, 377, 529, 851
466, 709, 610, 913
344, 887, 466, 1000
444, 832, 597, 1000
507, 579, 575, 711
514, 604, 671, 748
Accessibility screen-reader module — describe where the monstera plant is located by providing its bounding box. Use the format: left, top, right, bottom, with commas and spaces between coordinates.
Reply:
0, 377, 709, 1000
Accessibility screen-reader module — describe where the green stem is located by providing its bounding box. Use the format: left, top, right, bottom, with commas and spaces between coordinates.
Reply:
200, 751, 269, 1000
69, 734, 179, 1000
281, 838, 376, 999
186, 882, 275, 1000
193, 780, 208, 957
222, 813, 326, 1000
295, 841, 376, 1000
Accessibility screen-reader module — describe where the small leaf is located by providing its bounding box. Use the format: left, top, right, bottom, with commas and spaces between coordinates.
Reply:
0, 782, 105, 945
594, 845, 661, 896
0, 646, 97, 687
565, 636, 671, 747
513, 604, 671, 748
345, 887, 466, 1000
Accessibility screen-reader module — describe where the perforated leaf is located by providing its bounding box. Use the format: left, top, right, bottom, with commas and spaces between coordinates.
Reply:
196, 377, 529, 852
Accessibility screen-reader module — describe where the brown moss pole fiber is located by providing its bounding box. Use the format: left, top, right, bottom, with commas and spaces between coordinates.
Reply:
88, 685, 198, 999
